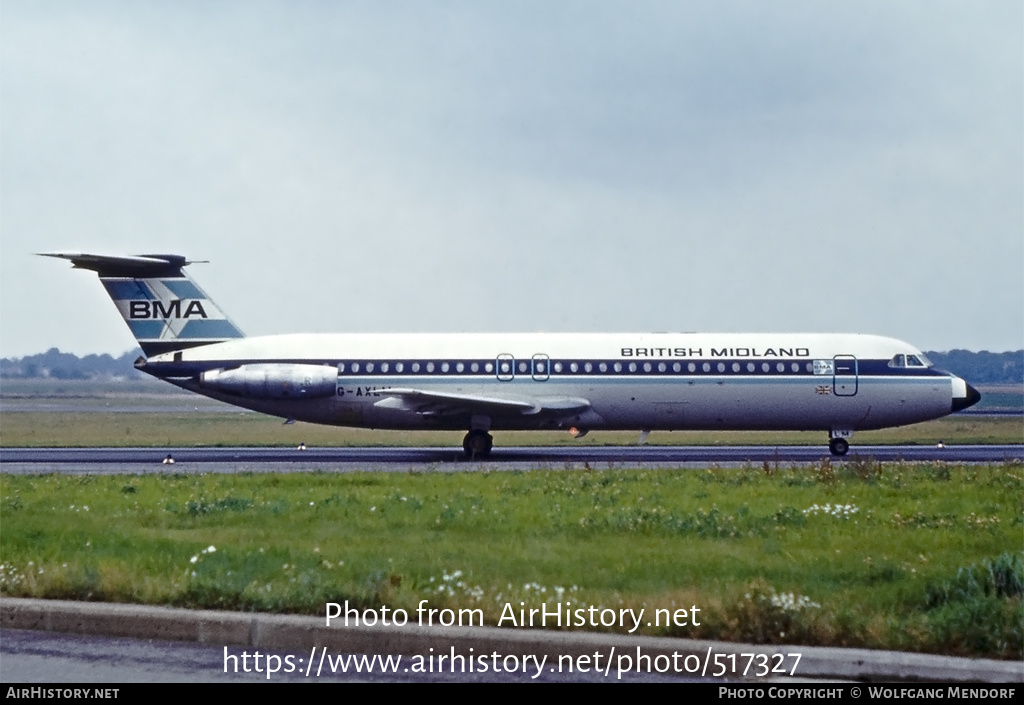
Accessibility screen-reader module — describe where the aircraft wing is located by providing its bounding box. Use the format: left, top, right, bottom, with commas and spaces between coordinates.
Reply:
373, 387, 590, 418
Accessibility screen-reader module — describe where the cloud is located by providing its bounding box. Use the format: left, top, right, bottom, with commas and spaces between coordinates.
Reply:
2, 1, 1020, 355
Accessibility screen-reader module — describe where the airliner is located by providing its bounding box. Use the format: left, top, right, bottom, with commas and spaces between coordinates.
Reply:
42, 252, 981, 458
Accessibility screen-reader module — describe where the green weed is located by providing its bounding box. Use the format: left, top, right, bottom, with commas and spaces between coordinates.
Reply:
1, 464, 1020, 658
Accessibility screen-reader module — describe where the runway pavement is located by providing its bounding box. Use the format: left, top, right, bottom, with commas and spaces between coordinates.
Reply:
1, 444, 1021, 474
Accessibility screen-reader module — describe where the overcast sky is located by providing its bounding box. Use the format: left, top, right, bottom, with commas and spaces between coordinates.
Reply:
2, 1, 1021, 358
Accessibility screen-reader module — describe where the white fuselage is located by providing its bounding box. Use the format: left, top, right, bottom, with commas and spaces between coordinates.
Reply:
143, 332, 966, 435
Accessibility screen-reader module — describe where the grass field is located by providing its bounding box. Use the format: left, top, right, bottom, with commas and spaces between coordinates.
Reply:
2, 381, 1020, 659
1, 462, 1021, 658
0, 410, 1021, 448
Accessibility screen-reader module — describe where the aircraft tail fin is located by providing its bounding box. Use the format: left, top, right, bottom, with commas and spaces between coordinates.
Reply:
40, 252, 244, 356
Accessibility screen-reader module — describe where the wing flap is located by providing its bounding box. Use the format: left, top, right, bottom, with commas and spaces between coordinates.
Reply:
373, 387, 590, 418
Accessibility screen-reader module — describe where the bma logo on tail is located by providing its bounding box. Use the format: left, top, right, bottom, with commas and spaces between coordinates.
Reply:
105, 275, 242, 354
40, 252, 244, 356
129, 299, 209, 320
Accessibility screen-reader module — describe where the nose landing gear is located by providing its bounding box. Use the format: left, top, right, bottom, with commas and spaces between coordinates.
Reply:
828, 429, 852, 456
828, 437, 850, 456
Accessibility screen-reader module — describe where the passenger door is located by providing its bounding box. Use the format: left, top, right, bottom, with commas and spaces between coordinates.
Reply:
832, 355, 858, 396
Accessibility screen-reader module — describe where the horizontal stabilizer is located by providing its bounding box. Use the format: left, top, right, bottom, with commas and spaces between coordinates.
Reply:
39, 252, 204, 277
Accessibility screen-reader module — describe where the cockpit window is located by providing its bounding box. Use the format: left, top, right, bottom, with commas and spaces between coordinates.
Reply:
889, 353, 930, 369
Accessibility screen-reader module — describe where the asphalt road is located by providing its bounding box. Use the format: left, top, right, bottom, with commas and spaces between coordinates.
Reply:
0, 444, 1021, 475
0, 628, 692, 683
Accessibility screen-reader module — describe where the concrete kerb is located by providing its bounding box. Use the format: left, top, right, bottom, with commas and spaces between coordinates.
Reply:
2, 598, 1021, 683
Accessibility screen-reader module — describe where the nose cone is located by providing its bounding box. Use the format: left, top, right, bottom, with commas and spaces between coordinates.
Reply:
951, 381, 982, 413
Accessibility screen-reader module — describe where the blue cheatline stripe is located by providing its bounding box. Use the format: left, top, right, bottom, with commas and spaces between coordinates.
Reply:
143, 354, 955, 384
323, 359, 945, 378
103, 280, 154, 300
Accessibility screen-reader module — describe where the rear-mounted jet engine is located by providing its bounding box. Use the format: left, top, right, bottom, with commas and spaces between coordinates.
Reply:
200, 364, 336, 399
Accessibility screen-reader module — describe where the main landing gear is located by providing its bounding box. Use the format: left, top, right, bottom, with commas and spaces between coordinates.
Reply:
463, 429, 493, 459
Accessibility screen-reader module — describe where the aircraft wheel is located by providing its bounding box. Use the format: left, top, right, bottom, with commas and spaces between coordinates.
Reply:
463, 430, 493, 459
829, 438, 850, 456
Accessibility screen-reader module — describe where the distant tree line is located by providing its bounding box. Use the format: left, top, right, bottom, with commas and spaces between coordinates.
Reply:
0, 348, 145, 380
0, 347, 1021, 384
924, 350, 1023, 386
